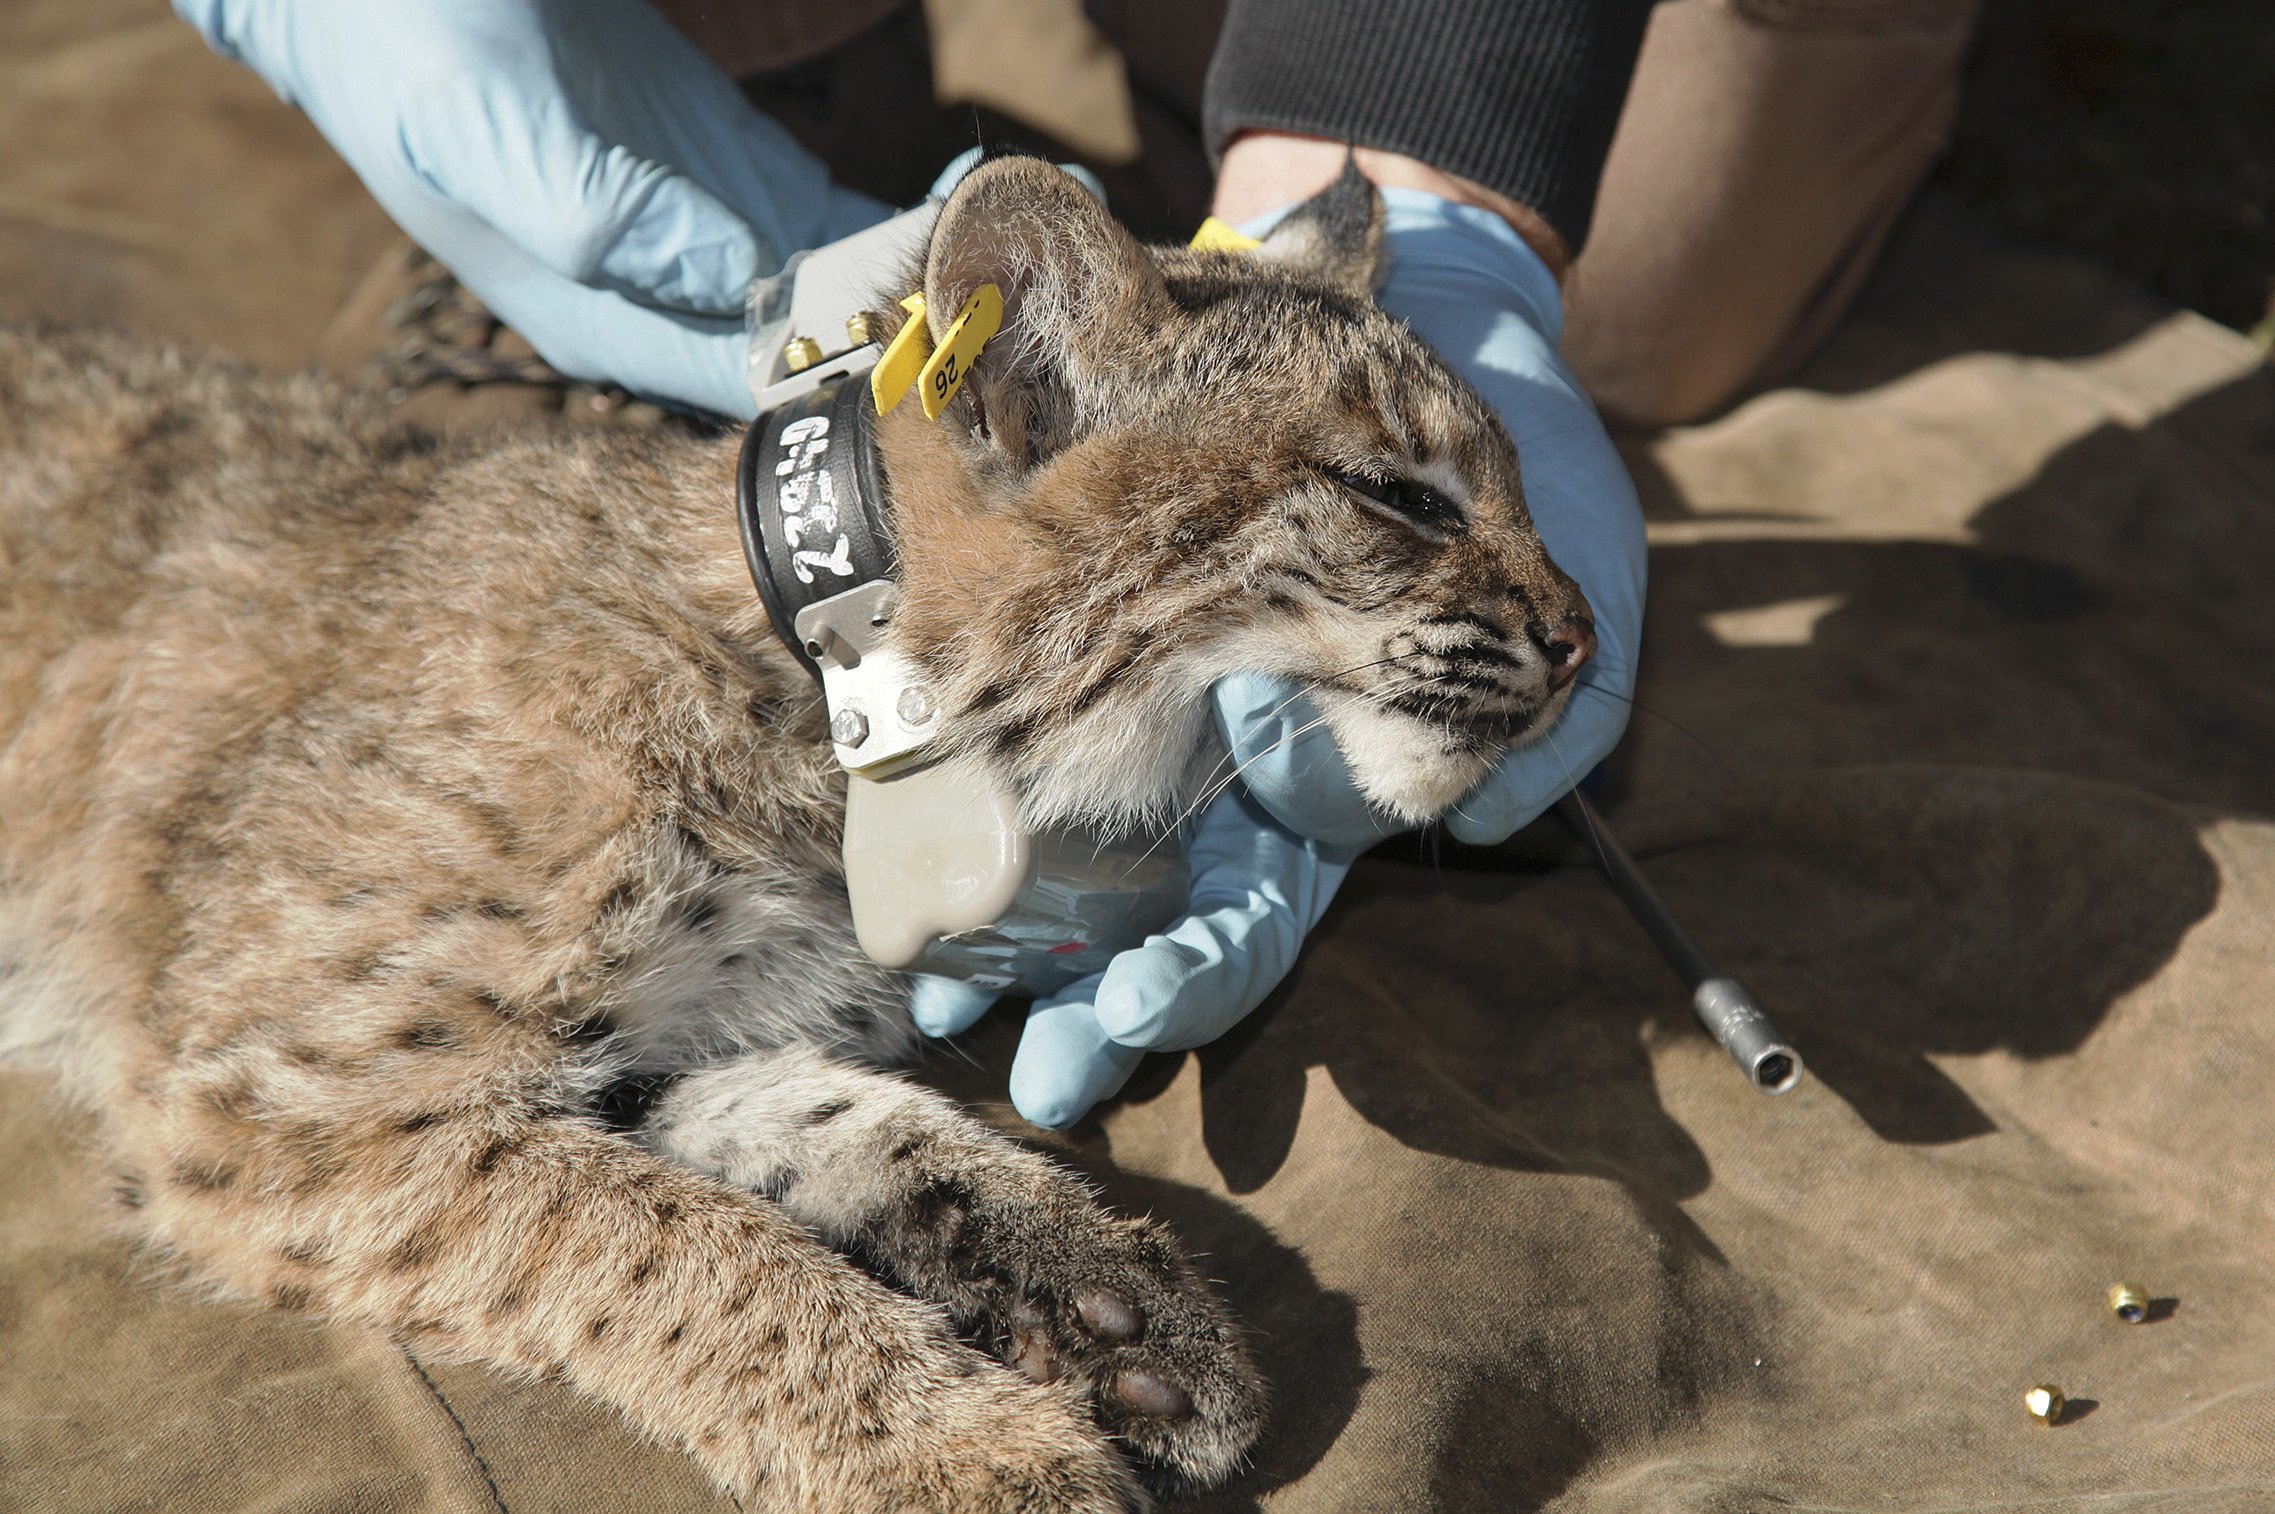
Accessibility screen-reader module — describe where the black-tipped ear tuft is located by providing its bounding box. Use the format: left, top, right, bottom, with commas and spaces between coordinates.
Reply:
1252, 155, 1387, 298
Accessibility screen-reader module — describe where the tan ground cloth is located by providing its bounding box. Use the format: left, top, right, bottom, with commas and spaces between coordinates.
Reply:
7, 4, 2275, 1510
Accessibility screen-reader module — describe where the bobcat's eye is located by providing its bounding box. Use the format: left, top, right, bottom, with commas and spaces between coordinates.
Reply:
1325, 467, 1467, 537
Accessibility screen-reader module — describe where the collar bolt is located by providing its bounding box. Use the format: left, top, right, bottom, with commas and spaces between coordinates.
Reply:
783, 336, 824, 374
896, 686, 937, 727
830, 707, 870, 747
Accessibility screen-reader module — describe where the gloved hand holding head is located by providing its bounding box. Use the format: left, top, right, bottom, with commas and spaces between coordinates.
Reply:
896, 157, 1642, 1127
875, 159, 1604, 844
1214, 180, 1645, 852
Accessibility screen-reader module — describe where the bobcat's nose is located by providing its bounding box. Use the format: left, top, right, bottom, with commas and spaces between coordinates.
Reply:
1533, 614, 1595, 692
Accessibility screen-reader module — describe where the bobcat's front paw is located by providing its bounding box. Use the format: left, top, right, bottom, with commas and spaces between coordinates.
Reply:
643, 1055, 1260, 1491
994, 1212, 1262, 1492
897, 1174, 1264, 1492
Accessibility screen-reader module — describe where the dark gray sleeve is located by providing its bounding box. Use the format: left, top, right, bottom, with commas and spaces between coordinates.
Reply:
1201, 0, 1657, 254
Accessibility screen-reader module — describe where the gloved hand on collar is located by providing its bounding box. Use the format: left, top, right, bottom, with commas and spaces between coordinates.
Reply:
915, 185, 1646, 1129
174, 0, 889, 418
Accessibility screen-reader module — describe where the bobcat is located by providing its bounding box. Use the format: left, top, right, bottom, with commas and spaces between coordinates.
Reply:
0, 159, 1593, 1509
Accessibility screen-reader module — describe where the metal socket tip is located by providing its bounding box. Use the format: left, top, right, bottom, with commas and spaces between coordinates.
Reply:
1693, 978, 1802, 1095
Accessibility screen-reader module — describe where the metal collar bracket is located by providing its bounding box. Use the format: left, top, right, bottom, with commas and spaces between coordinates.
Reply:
792, 580, 940, 775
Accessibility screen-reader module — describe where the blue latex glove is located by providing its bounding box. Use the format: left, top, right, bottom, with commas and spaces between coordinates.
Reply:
175, 0, 889, 417
914, 187, 1646, 1129
909, 789, 1361, 1128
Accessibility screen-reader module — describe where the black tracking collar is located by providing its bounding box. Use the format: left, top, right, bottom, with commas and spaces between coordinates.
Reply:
736, 376, 900, 686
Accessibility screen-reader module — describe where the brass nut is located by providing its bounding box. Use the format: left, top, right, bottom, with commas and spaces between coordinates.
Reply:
2023, 1384, 2066, 1426
2108, 1282, 2149, 1323
845, 311, 879, 347
783, 336, 824, 374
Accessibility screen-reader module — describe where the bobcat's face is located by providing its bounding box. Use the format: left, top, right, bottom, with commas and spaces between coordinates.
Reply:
882, 159, 1594, 832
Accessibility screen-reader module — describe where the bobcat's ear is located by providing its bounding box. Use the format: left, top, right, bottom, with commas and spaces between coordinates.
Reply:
921, 157, 1159, 466
1253, 156, 1386, 299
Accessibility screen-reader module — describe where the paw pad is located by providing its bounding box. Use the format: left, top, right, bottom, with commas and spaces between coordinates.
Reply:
1075, 1288, 1142, 1341
1112, 1370, 1191, 1419
1007, 1301, 1061, 1383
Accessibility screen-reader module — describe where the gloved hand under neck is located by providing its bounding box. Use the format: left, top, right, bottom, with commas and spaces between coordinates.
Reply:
917, 187, 1647, 1129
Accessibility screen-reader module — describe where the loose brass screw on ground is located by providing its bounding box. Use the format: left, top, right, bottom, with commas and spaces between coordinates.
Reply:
2024, 1384, 2066, 1426
2108, 1282, 2149, 1323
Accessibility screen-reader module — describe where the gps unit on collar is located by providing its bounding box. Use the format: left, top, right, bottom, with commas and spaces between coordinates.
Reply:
739, 204, 1187, 998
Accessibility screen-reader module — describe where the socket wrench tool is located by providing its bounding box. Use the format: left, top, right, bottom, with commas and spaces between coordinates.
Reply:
1556, 791, 1802, 1094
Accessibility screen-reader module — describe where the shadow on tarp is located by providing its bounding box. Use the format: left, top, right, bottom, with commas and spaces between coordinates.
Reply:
1619, 369, 2275, 825
1131, 372, 2260, 1237
1609, 372, 2268, 1145
1163, 757, 2219, 1171
1083, 368, 2249, 1511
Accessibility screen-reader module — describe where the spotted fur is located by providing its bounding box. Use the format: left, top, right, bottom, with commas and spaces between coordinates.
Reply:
0, 160, 1586, 1509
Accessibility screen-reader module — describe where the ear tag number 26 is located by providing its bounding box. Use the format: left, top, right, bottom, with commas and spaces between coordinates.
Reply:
869, 284, 1002, 421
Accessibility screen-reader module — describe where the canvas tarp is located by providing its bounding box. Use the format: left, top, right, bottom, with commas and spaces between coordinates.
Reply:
4, 4, 2274, 1509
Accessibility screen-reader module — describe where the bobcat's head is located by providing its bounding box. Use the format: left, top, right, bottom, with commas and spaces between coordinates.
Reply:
877, 158, 1594, 832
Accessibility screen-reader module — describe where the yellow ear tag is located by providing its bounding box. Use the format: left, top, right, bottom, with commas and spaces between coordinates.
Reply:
917, 282, 1003, 421
1190, 216, 1262, 254
870, 292, 932, 415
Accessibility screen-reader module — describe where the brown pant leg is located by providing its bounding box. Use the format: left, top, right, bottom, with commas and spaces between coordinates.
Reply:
1562, 0, 1979, 428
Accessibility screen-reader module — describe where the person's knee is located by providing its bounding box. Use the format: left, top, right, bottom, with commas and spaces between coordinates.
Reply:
1573, 346, 1754, 430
